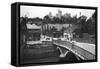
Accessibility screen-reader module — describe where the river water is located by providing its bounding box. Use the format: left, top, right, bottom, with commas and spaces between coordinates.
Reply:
20, 42, 83, 64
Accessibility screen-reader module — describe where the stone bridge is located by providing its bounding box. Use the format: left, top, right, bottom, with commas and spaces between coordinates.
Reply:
53, 40, 95, 60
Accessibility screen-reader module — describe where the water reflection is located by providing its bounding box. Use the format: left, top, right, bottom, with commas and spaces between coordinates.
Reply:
20, 43, 82, 64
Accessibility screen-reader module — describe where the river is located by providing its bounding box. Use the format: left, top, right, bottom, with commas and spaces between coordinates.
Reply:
20, 42, 82, 64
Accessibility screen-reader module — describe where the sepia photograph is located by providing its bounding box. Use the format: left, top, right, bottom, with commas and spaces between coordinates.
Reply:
19, 4, 97, 65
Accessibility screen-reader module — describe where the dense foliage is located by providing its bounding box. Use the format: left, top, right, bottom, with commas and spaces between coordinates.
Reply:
20, 12, 96, 35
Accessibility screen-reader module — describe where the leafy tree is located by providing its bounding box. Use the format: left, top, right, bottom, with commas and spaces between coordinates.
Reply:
43, 15, 51, 24
86, 12, 95, 35
71, 15, 78, 24
20, 17, 27, 34
60, 27, 66, 33
51, 26, 57, 32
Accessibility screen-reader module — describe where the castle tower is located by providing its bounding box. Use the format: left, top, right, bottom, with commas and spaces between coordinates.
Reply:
56, 9, 62, 19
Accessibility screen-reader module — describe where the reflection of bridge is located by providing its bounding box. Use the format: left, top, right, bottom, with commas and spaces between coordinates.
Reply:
53, 40, 95, 60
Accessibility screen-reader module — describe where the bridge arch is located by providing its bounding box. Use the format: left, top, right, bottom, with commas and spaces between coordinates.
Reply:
56, 46, 69, 58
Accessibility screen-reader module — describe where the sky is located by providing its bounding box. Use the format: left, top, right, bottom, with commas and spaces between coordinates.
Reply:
20, 5, 95, 19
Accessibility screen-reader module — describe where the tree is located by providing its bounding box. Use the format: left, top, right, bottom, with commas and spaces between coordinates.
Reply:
73, 29, 83, 38
76, 15, 87, 33
53, 17, 60, 24
20, 17, 27, 34
51, 26, 57, 32
43, 15, 51, 24
86, 12, 95, 35
71, 15, 78, 24
60, 27, 66, 33
20, 17, 28, 46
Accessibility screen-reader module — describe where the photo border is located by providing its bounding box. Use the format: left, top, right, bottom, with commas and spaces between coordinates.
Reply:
16, 2, 97, 66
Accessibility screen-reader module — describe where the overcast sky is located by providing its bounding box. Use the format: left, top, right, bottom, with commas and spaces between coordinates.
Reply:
20, 5, 95, 19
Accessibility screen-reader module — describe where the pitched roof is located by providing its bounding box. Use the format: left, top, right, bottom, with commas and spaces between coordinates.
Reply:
26, 23, 41, 29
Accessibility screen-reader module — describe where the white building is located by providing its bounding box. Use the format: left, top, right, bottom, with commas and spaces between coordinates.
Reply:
62, 24, 73, 41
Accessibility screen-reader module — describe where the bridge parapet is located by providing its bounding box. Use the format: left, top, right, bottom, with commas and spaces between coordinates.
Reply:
53, 40, 95, 60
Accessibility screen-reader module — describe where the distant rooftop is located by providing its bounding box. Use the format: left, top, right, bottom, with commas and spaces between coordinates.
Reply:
26, 23, 41, 29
